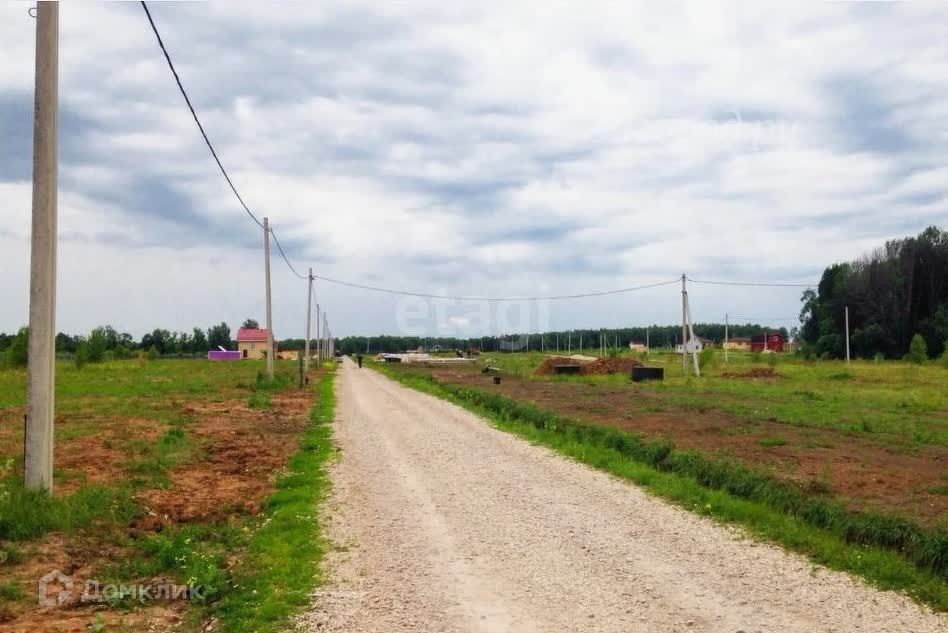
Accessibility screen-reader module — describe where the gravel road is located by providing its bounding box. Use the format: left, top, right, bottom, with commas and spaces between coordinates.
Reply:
299, 359, 945, 632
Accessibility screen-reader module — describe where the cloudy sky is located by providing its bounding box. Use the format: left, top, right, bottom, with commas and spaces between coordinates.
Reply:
1, 2, 946, 340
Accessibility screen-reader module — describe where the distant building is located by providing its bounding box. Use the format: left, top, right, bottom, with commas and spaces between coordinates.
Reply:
629, 342, 648, 352
236, 327, 277, 360
723, 337, 752, 351
751, 333, 785, 353
277, 350, 299, 361
675, 337, 706, 354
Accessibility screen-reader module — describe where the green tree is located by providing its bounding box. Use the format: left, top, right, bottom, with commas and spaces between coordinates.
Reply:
207, 322, 232, 350
242, 319, 259, 329
5, 327, 29, 368
905, 334, 928, 364
191, 327, 208, 353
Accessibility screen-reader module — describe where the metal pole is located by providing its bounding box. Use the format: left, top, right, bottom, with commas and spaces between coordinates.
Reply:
25, 0, 59, 492
263, 217, 274, 378
845, 306, 850, 364
304, 268, 312, 373
681, 274, 688, 377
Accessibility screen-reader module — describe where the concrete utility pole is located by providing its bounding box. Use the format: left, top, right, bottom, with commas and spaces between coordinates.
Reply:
304, 268, 313, 373
263, 217, 274, 378
681, 274, 688, 377
685, 291, 701, 377
844, 306, 851, 364
25, 1, 59, 492
724, 313, 729, 364
315, 304, 321, 363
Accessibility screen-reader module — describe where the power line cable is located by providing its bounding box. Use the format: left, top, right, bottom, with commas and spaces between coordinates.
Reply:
141, 1, 263, 229
141, 1, 819, 303
688, 276, 815, 288
305, 276, 681, 302
269, 227, 307, 280
728, 316, 800, 322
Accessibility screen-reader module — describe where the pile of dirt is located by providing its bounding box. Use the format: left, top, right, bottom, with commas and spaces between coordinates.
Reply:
721, 367, 783, 379
536, 356, 643, 376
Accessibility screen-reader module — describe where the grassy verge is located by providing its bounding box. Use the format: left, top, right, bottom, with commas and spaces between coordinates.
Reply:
211, 363, 336, 631
374, 363, 948, 610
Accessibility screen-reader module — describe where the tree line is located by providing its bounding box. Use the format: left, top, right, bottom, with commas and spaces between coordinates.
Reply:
800, 225, 947, 359
0, 321, 244, 367
334, 323, 790, 355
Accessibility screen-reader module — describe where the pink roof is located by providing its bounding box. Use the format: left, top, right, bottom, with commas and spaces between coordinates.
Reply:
237, 327, 271, 342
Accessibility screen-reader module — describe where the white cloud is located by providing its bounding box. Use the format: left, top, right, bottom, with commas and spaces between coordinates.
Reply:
1, 1, 946, 338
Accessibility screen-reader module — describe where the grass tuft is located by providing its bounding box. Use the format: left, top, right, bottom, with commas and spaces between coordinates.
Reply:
0, 480, 137, 541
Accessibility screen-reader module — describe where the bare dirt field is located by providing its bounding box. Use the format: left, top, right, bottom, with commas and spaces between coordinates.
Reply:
301, 360, 946, 632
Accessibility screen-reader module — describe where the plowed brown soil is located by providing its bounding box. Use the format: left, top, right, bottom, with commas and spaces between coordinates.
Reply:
426, 366, 948, 524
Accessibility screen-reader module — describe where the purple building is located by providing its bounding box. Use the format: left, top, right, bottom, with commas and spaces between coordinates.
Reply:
208, 350, 241, 361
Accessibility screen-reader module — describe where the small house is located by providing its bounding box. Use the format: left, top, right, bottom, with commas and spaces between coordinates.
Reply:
751, 333, 785, 353
236, 327, 277, 359
675, 337, 705, 354
723, 337, 751, 351
628, 342, 648, 352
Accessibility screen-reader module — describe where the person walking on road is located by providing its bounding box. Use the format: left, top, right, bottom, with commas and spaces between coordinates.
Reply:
356, 353, 363, 368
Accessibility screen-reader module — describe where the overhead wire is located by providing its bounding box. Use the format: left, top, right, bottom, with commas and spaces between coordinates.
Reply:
269, 227, 307, 280
687, 276, 815, 288
305, 276, 681, 302
141, 1, 264, 230
142, 1, 819, 307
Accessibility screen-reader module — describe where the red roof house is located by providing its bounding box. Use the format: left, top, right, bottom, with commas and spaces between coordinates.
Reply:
236, 327, 277, 359
751, 333, 784, 352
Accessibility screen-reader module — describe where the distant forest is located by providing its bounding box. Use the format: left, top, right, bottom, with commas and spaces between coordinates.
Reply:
800, 225, 947, 359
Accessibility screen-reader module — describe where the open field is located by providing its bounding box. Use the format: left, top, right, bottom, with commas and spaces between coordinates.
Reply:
441, 350, 948, 521
374, 350, 948, 608
0, 359, 334, 632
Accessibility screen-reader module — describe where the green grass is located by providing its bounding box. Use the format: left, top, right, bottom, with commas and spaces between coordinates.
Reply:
374, 363, 948, 610
0, 580, 24, 603
248, 390, 273, 409
0, 480, 138, 541
759, 437, 788, 447
478, 351, 948, 446
210, 363, 336, 632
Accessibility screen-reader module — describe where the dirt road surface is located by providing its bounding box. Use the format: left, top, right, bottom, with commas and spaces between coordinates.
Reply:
300, 359, 945, 632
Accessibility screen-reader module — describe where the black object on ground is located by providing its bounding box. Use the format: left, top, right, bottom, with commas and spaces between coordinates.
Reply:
631, 366, 664, 382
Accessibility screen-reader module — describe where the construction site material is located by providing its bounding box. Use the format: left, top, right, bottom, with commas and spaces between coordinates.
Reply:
378, 352, 478, 365
537, 356, 644, 376
631, 366, 664, 382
